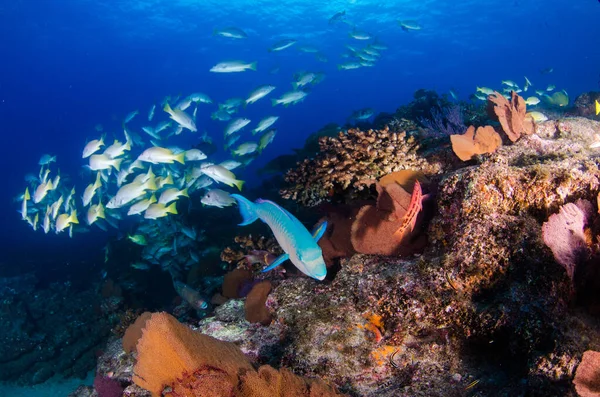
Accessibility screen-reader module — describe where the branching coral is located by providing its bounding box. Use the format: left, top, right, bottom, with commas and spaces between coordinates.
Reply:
281, 127, 438, 207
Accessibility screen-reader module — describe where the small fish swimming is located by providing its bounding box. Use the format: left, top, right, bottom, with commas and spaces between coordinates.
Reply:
232, 142, 259, 156
231, 195, 328, 280
124, 110, 139, 124
272, 90, 308, 106
201, 165, 244, 191
259, 129, 277, 151
82, 137, 105, 158
163, 103, 197, 132
39, 154, 57, 165
398, 19, 421, 31
253, 116, 279, 135
214, 26, 248, 39
210, 61, 257, 73
268, 39, 297, 52
245, 85, 276, 106
225, 118, 251, 136
201, 189, 236, 208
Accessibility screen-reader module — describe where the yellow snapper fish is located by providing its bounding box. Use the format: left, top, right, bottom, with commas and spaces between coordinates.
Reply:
43, 207, 51, 234
50, 195, 64, 219
163, 103, 197, 132
210, 60, 257, 72
156, 174, 175, 189
245, 85, 276, 106
127, 194, 157, 216
82, 172, 102, 207
127, 233, 147, 245
526, 111, 548, 122
55, 210, 79, 233
31, 213, 39, 231
106, 178, 157, 209
158, 187, 189, 205
137, 147, 185, 165
201, 165, 244, 191
87, 203, 105, 225
476, 87, 495, 95
21, 187, 30, 220
596, 100, 600, 116
232, 142, 259, 156
33, 180, 54, 203
525, 96, 540, 106
82, 137, 105, 158
103, 139, 131, 159
144, 202, 178, 219
89, 154, 122, 171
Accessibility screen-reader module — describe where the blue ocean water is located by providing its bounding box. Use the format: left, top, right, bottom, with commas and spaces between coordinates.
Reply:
0, 1, 598, 266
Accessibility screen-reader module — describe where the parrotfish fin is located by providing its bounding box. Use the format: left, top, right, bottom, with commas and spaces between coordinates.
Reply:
231, 194, 258, 225
261, 253, 289, 272
311, 221, 328, 242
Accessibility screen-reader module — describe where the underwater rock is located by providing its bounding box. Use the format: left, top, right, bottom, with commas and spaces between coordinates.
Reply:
0, 278, 115, 384
573, 91, 600, 118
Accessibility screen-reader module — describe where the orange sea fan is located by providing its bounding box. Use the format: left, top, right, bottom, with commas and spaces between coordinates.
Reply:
487, 91, 535, 142
450, 125, 502, 161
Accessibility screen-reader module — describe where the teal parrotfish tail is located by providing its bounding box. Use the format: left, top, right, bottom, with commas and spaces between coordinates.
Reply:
231, 194, 328, 280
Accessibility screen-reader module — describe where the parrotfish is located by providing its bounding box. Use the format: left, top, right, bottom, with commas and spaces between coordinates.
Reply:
231, 194, 328, 280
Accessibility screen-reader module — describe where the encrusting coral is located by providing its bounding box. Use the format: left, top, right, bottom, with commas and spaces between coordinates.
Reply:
281, 127, 441, 207
130, 312, 346, 397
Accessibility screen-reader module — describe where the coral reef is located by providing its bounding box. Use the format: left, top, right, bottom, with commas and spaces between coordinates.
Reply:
281, 127, 441, 207
69, 112, 600, 397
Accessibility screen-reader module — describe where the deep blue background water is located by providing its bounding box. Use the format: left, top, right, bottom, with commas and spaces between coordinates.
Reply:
1, 0, 599, 270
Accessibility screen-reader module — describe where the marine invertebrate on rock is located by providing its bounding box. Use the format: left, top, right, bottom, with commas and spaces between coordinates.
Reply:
351, 179, 427, 256
317, 170, 431, 260
222, 269, 254, 299
487, 91, 535, 142
419, 104, 466, 138
93, 374, 124, 397
541, 200, 592, 285
450, 125, 502, 161
221, 235, 283, 267
281, 127, 439, 207
244, 280, 272, 325
131, 312, 345, 396
573, 350, 600, 397
122, 311, 152, 353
